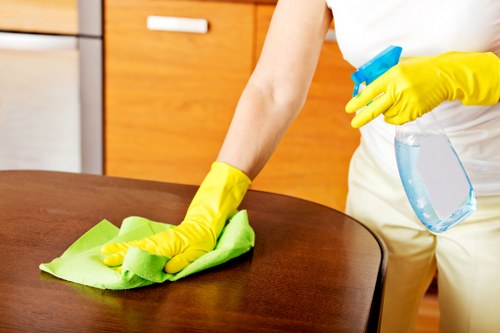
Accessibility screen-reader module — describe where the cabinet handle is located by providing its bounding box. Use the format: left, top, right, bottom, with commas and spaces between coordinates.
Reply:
325, 29, 337, 42
147, 16, 208, 34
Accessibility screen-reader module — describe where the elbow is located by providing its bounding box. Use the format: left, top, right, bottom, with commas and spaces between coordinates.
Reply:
247, 74, 309, 118
274, 84, 309, 114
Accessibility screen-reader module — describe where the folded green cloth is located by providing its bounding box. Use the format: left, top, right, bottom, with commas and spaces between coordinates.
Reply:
40, 210, 254, 290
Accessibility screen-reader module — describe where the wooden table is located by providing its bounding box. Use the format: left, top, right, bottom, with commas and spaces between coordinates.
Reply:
0, 171, 384, 332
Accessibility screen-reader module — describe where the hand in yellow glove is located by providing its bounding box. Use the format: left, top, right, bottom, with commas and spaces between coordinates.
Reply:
345, 51, 500, 128
101, 161, 251, 274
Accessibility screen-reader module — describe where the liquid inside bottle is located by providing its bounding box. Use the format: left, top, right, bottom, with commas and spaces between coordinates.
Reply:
395, 116, 476, 233
349, 45, 476, 232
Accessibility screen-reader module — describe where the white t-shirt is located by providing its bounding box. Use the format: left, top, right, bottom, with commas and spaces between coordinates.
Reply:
326, 0, 500, 195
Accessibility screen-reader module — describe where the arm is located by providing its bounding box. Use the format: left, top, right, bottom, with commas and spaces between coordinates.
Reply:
102, 0, 333, 273
218, 0, 333, 179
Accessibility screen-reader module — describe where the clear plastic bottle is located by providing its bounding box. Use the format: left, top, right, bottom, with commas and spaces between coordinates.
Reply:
394, 113, 476, 232
350, 45, 476, 233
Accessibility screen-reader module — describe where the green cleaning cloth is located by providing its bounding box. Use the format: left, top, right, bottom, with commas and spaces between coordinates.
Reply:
40, 210, 254, 290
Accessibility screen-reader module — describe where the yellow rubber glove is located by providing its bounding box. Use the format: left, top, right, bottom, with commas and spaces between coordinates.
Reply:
345, 51, 500, 128
101, 161, 251, 274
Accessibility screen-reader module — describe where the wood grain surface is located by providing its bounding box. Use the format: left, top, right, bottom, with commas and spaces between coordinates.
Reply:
0, 171, 382, 332
0, 0, 77, 34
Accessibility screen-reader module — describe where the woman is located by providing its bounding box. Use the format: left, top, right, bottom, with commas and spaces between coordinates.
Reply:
102, 1, 500, 331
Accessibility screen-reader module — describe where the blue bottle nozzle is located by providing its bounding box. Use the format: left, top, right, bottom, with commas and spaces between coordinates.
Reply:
351, 45, 403, 96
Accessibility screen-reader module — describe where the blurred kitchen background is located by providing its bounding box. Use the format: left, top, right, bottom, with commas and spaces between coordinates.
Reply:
0, 0, 359, 212
0, 0, 360, 211
0, 0, 102, 174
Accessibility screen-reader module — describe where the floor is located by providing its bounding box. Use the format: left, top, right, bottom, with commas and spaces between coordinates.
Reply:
415, 293, 439, 333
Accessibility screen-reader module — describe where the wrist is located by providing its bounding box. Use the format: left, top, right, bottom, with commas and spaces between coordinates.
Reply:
435, 51, 500, 105
184, 161, 251, 235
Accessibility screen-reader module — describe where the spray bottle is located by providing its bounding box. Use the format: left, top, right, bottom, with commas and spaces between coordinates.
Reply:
350, 46, 476, 233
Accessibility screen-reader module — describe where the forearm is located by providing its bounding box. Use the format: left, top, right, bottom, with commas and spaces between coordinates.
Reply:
217, 0, 332, 179
217, 77, 304, 180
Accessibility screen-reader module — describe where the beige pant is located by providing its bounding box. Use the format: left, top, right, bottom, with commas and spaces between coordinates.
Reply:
346, 142, 500, 333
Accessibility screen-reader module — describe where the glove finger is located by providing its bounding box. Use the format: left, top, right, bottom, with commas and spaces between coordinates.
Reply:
384, 95, 430, 125
345, 71, 392, 114
383, 99, 412, 125
351, 92, 392, 128
101, 241, 130, 254
164, 249, 207, 274
102, 252, 126, 267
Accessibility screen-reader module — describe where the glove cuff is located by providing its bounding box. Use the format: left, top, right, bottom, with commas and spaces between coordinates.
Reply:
184, 161, 251, 238
436, 51, 500, 105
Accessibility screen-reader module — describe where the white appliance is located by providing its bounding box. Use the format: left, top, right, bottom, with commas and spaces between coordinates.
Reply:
0, 0, 102, 174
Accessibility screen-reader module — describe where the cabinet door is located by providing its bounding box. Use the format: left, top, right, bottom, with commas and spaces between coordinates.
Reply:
0, 0, 78, 34
105, 0, 254, 184
251, 5, 359, 211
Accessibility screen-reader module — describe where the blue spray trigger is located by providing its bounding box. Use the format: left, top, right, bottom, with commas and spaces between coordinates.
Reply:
351, 45, 403, 96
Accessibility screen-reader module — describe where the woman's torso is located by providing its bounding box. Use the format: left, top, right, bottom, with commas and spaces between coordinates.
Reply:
326, 0, 500, 195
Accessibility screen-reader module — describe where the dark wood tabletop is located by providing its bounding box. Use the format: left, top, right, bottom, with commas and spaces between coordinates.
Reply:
0, 170, 383, 332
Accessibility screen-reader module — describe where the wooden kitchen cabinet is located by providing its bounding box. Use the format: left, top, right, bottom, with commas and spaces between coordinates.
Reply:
0, 0, 78, 34
105, 0, 254, 185
105, 1, 359, 211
